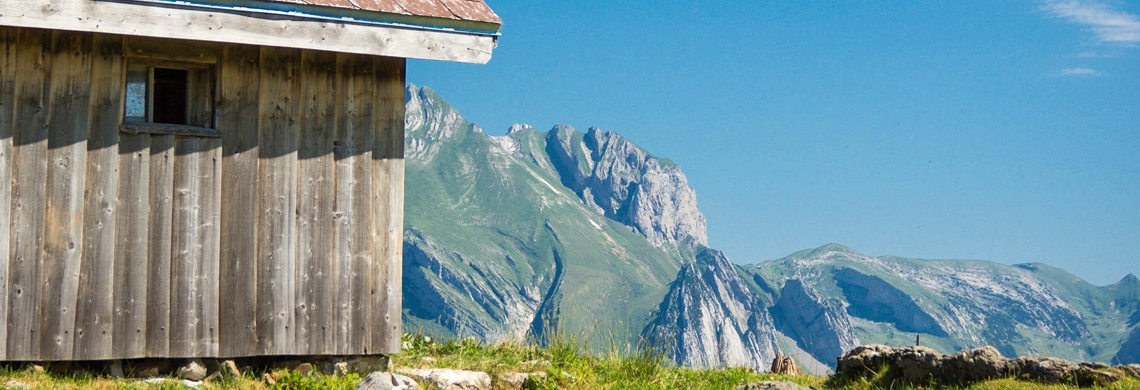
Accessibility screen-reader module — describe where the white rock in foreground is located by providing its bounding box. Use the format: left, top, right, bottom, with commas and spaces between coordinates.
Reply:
356, 372, 422, 390
397, 368, 491, 390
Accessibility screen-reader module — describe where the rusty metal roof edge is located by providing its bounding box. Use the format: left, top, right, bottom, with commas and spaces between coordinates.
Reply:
104, 0, 501, 36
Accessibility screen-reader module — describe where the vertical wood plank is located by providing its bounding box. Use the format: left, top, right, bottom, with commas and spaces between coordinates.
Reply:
145, 135, 174, 356
113, 133, 150, 358
371, 56, 406, 354
73, 33, 122, 360
7, 27, 52, 361
40, 29, 92, 361
332, 53, 353, 355
171, 138, 221, 357
169, 138, 201, 357
186, 45, 221, 358
0, 26, 18, 360
333, 53, 374, 354
197, 139, 221, 357
295, 49, 337, 355
255, 47, 300, 356
217, 44, 260, 357
187, 67, 214, 129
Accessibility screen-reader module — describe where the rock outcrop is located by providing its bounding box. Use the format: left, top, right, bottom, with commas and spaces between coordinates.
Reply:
1116, 325, 1140, 364
738, 244, 1118, 363
836, 344, 1129, 387
545, 125, 707, 246
769, 352, 802, 376
402, 229, 544, 341
833, 268, 947, 337
405, 85, 473, 163
642, 248, 780, 370
770, 279, 859, 366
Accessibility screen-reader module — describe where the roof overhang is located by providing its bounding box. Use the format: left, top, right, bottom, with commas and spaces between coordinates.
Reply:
0, 0, 499, 63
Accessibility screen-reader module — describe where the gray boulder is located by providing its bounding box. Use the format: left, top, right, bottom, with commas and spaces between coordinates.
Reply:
356, 372, 421, 390
498, 372, 546, 389
176, 360, 207, 381
937, 346, 1010, 383
835, 344, 894, 378
892, 346, 944, 383
397, 368, 491, 390
1008, 356, 1080, 384
836, 344, 1125, 387
1119, 364, 1140, 378
1075, 367, 1122, 387
4, 380, 32, 390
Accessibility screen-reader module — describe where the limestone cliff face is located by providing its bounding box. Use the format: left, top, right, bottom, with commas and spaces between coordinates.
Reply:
642, 248, 779, 370
544, 125, 707, 246
770, 279, 861, 366
1114, 275, 1140, 364
405, 84, 474, 163
403, 229, 544, 341
1117, 325, 1140, 364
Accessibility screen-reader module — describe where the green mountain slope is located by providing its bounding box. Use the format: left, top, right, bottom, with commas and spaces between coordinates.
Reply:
401, 86, 690, 345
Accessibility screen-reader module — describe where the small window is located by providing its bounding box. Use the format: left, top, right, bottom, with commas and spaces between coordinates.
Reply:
125, 66, 191, 125
122, 62, 218, 137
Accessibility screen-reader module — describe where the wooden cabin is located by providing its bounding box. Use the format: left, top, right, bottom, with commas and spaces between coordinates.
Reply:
0, 0, 500, 361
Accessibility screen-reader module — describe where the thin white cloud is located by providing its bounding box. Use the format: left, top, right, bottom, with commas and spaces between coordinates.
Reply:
1042, 0, 1140, 44
1060, 67, 1104, 76
1075, 50, 1119, 57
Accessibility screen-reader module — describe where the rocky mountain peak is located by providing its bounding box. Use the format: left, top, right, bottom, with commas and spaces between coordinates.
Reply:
507, 123, 534, 134
543, 124, 708, 246
642, 248, 780, 370
1114, 274, 1140, 289
405, 85, 473, 162
807, 243, 861, 258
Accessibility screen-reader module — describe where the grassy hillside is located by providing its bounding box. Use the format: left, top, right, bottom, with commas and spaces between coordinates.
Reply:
402, 86, 686, 346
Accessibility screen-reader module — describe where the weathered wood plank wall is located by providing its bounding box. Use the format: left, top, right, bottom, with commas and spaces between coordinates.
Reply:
0, 26, 16, 361
8, 27, 52, 360
0, 26, 406, 361
74, 32, 123, 360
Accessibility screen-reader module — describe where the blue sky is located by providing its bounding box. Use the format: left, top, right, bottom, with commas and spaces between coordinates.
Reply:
409, 0, 1140, 286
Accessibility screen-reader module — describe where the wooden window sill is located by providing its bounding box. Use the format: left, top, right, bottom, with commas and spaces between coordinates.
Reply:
120, 123, 220, 138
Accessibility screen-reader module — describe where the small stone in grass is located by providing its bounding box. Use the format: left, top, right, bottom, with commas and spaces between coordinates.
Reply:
296, 362, 314, 376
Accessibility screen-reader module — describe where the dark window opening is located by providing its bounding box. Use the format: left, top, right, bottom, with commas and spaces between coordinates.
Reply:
152, 68, 188, 125
124, 63, 213, 132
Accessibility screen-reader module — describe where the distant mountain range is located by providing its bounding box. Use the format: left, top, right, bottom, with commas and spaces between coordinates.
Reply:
400, 85, 1140, 373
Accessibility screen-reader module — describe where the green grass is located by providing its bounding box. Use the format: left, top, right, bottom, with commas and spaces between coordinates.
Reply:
827, 365, 1140, 390
0, 364, 361, 390
2, 333, 1138, 389
393, 332, 820, 390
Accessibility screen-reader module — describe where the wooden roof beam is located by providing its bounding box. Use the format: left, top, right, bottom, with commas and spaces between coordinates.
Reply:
0, 0, 496, 64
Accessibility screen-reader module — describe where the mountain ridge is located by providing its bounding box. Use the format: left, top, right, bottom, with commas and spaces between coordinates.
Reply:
400, 85, 1140, 371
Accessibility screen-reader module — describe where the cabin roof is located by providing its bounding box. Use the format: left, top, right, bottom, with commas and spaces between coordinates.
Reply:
276, 0, 502, 26
0, 0, 501, 63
